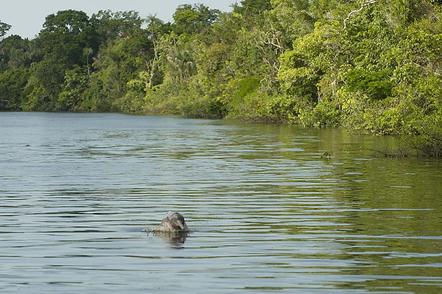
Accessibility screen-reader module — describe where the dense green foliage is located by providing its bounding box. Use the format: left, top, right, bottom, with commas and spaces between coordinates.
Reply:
1, 1, 441, 156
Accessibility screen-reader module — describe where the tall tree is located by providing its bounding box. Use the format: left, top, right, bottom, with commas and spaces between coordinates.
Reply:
172, 4, 220, 35
91, 10, 143, 45
37, 10, 96, 66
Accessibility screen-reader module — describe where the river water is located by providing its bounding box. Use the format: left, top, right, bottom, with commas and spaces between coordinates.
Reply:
0, 112, 441, 293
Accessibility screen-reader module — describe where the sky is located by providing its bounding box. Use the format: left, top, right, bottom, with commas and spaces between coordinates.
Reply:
1, 0, 237, 39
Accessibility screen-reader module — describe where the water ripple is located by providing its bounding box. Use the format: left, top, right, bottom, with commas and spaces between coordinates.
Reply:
0, 113, 441, 293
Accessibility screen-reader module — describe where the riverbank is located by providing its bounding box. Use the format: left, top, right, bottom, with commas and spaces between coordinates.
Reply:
119, 87, 441, 158
1, 2, 441, 156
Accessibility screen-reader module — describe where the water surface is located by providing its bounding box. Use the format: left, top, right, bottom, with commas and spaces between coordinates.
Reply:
0, 112, 441, 293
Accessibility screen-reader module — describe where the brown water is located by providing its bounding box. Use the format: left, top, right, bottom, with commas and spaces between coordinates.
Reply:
0, 112, 441, 293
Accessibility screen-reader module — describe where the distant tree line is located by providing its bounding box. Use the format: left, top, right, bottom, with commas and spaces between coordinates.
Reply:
0, 0, 441, 156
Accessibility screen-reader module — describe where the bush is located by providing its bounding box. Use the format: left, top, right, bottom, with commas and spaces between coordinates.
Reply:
407, 112, 442, 157
298, 100, 341, 128
346, 68, 393, 100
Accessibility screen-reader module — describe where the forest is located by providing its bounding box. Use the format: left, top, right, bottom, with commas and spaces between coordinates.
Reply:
1, 0, 441, 156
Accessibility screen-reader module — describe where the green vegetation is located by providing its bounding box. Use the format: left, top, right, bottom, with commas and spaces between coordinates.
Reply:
1, 1, 441, 156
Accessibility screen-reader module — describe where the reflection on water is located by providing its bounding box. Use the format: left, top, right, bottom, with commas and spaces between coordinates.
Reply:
0, 112, 441, 293
148, 231, 188, 249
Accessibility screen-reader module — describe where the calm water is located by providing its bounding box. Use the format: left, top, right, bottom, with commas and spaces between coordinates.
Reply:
0, 112, 441, 293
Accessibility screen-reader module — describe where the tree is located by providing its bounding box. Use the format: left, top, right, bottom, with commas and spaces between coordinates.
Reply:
234, 0, 272, 17
0, 35, 34, 70
57, 66, 89, 111
91, 10, 143, 45
86, 29, 152, 111
163, 34, 197, 84
0, 21, 11, 39
145, 16, 170, 89
172, 4, 220, 35
22, 57, 66, 111
0, 67, 29, 110
37, 10, 96, 66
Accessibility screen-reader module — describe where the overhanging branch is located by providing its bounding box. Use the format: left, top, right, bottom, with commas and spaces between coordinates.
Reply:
343, 0, 377, 29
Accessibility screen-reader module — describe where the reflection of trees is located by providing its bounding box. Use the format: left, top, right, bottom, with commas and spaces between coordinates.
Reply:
221, 124, 442, 292
315, 129, 442, 293
149, 231, 188, 249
